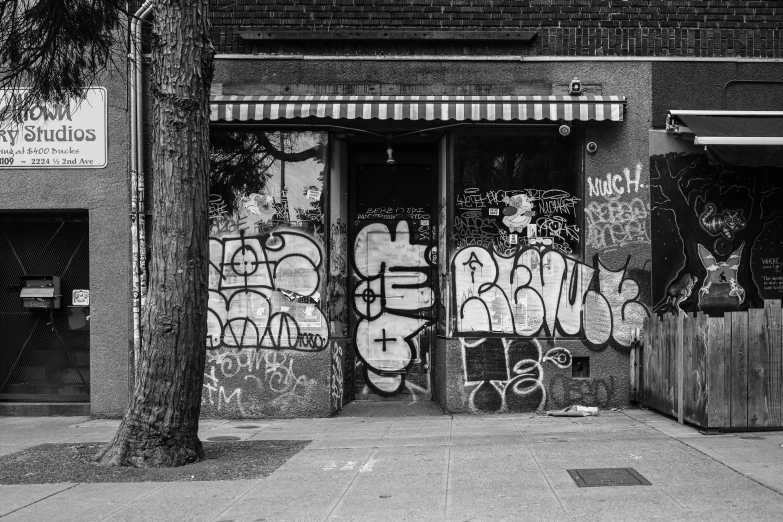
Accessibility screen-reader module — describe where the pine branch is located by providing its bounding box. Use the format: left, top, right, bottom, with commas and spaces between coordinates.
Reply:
0, 0, 126, 120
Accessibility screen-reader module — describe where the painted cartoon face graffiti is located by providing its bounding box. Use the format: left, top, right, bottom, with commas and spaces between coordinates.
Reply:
697, 243, 746, 313
452, 245, 648, 348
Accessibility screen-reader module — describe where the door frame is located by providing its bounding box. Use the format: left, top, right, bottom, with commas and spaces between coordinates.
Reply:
347, 141, 440, 397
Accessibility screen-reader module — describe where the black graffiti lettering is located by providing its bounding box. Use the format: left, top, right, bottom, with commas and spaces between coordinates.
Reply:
352, 220, 436, 393
461, 338, 572, 413
207, 223, 330, 352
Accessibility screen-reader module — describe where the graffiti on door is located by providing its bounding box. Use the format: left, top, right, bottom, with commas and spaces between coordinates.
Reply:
352, 220, 435, 393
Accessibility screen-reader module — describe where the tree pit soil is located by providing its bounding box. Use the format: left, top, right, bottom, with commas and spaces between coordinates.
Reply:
0, 440, 310, 485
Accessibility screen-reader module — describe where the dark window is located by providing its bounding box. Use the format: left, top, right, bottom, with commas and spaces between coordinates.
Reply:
452, 131, 582, 256
209, 130, 328, 236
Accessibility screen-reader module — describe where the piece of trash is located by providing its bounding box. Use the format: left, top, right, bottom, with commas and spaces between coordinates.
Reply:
611, 408, 619, 411
546, 405, 599, 417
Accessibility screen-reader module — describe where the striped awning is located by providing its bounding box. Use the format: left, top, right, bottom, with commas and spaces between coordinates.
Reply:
210, 95, 627, 123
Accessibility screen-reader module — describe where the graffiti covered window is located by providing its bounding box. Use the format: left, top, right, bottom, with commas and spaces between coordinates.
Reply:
209, 131, 327, 235
453, 131, 582, 256
206, 130, 329, 351
450, 131, 591, 338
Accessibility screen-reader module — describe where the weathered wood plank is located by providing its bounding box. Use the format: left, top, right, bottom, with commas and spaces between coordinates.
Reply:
661, 314, 670, 415
639, 317, 652, 407
707, 316, 727, 428
652, 316, 661, 412
650, 318, 662, 410
640, 318, 648, 407
648, 316, 659, 412
747, 308, 766, 427
684, 313, 695, 424
690, 313, 709, 427
764, 300, 782, 426
677, 313, 685, 424
630, 331, 638, 403
667, 314, 678, 418
730, 312, 749, 428
658, 315, 665, 413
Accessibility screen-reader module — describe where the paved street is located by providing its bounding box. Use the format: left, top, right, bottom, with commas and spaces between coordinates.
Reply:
2, 406, 783, 521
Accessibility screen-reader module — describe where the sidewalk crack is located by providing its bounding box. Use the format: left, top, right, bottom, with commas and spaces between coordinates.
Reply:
0, 483, 81, 519
443, 418, 454, 519
512, 420, 566, 513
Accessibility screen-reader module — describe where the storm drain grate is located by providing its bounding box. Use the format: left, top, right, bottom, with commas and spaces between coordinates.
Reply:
234, 425, 262, 429
206, 436, 241, 442
567, 468, 651, 487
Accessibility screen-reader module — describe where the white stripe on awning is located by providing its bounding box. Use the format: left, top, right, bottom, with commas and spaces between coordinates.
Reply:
210, 95, 627, 122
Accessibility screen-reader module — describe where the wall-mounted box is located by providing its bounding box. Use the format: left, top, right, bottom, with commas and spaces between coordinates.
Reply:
19, 275, 61, 309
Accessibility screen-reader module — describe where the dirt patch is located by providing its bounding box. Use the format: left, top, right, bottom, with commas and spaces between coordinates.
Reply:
0, 440, 310, 484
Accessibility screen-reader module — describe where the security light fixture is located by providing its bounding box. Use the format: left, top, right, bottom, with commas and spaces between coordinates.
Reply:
569, 77, 582, 95
558, 124, 571, 137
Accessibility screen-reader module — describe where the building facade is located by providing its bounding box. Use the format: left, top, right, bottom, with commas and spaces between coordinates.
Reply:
1, 1, 782, 418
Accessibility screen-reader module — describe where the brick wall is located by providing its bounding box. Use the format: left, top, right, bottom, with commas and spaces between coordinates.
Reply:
207, 0, 783, 57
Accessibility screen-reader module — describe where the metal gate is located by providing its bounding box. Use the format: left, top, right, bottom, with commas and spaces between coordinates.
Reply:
0, 214, 90, 402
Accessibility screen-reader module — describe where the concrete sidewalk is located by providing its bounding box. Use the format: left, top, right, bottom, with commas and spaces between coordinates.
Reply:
2, 406, 783, 521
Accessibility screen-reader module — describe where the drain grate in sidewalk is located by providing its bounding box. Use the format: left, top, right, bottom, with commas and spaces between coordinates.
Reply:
567, 468, 651, 487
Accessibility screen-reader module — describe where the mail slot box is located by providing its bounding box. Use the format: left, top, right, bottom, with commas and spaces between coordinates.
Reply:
20, 275, 61, 309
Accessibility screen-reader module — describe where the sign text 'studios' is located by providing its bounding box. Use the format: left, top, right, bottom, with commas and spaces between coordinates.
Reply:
23, 125, 97, 143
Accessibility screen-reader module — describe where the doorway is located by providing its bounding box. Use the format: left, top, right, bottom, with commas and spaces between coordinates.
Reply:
0, 214, 90, 402
349, 143, 438, 400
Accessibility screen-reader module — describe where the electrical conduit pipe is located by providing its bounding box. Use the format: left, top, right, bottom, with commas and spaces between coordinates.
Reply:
129, 0, 154, 384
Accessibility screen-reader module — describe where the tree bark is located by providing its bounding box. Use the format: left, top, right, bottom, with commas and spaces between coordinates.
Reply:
96, 0, 213, 467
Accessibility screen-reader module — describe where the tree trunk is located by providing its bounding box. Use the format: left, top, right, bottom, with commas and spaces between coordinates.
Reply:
96, 0, 213, 467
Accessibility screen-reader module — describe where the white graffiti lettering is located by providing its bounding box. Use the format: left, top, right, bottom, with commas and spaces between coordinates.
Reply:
352, 221, 434, 386
584, 197, 651, 250
452, 246, 649, 347
208, 228, 329, 350
587, 163, 644, 199
203, 348, 316, 413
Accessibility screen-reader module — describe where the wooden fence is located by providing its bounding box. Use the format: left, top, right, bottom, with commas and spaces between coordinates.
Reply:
642, 300, 783, 429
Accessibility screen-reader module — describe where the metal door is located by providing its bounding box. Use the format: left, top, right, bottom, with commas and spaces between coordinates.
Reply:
350, 164, 436, 399
0, 215, 90, 402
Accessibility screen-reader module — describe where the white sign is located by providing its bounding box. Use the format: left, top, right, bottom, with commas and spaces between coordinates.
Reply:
72, 290, 90, 306
0, 87, 107, 169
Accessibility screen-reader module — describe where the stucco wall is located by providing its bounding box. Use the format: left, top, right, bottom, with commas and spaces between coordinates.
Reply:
0, 74, 131, 416
436, 337, 625, 414
651, 62, 783, 128
201, 340, 347, 418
